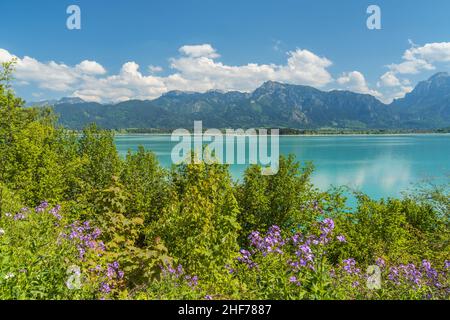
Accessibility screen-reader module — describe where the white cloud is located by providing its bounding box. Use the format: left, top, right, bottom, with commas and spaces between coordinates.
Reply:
14, 56, 79, 91
376, 42, 450, 102
168, 47, 333, 92
0, 49, 108, 92
386, 42, 450, 75
376, 72, 413, 102
378, 71, 401, 87
8, 43, 441, 104
148, 65, 163, 73
337, 71, 381, 98
404, 42, 450, 63
179, 44, 220, 58
388, 59, 434, 75
0, 45, 338, 102
75, 60, 106, 75
0, 49, 14, 63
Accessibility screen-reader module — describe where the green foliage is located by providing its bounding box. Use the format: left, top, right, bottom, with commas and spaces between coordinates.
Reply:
236, 155, 319, 238
121, 146, 169, 223
152, 161, 241, 278
0, 203, 94, 299
330, 194, 450, 266
93, 176, 171, 290
78, 124, 121, 190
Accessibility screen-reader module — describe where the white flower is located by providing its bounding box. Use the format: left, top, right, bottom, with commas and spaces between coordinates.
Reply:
4, 213, 11, 218
4, 273, 15, 280
0, 228, 4, 236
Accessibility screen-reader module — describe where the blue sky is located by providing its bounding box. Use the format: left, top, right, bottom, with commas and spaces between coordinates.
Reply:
1, 0, 450, 103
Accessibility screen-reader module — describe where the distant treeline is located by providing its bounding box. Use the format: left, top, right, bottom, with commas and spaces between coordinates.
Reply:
117, 127, 450, 135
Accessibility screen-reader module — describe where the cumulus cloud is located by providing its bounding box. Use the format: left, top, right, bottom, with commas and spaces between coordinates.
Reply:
387, 42, 450, 75
0, 50, 106, 92
376, 42, 450, 102
10, 43, 443, 104
337, 71, 381, 98
148, 65, 163, 73
0, 48, 14, 63
378, 72, 401, 87
0, 44, 337, 102
179, 44, 220, 58
75, 60, 106, 75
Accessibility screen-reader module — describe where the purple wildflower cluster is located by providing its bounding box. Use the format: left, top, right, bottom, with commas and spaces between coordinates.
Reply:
63, 221, 104, 259
238, 225, 288, 269
387, 260, 447, 291
161, 264, 199, 288
49, 205, 62, 220
99, 261, 125, 294
376, 257, 386, 269
319, 218, 335, 244
35, 201, 49, 213
290, 218, 338, 271
9, 202, 62, 221
237, 249, 258, 269
388, 263, 423, 287
335, 256, 449, 298
237, 219, 345, 274
13, 207, 29, 220
249, 226, 285, 255
342, 258, 361, 275
35, 201, 64, 222
34, 201, 63, 220
292, 243, 315, 270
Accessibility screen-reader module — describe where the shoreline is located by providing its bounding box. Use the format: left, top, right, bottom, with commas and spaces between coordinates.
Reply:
114, 132, 450, 137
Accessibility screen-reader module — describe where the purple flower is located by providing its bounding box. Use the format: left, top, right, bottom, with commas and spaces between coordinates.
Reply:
49, 205, 62, 220
205, 295, 213, 300
318, 218, 335, 244
390, 264, 422, 287
291, 233, 301, 244
336, 235, 346, 243
225, 265, 235, 274
376, 258, 386, 269
176, 264, 183, 275
35, 201, 49, 213
13, 213, 26, 220
237, 249, 258, 269
322, 218, 335, 231
289, 276, 301, 286
100, 282, 111, 294
248, 226, 285, 256
422, 260, 432, 271
293, 243, 315, 270
64, 221, 105, 260
342, 258, 359, 274
186, 275, 198, 287
92, 228, 102, 239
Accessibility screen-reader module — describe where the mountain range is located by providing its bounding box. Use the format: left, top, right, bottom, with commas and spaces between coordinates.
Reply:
30, 72, 450, 130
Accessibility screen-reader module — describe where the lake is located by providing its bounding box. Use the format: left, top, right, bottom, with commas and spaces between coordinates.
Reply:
115, 134, 450, 200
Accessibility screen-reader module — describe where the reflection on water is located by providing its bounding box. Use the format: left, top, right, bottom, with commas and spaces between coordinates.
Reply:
115, 134, 450, 200
312, 157, 412, 195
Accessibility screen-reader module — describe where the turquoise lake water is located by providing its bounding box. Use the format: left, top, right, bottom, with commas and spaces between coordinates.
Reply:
115, 134, 450, 200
